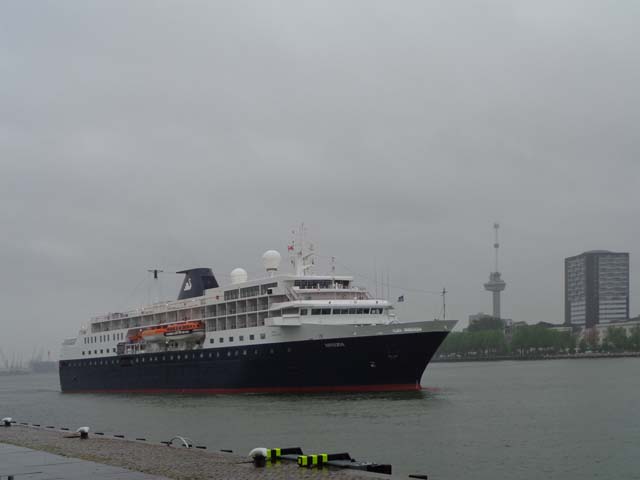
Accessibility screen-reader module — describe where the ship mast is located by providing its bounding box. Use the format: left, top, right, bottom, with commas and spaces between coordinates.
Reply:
290, 223, 315, 277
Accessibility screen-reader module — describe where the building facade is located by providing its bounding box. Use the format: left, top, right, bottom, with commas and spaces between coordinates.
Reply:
565, 250, 629, 327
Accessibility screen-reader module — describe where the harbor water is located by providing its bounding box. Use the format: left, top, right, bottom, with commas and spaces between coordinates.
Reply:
1, 358, 638, 479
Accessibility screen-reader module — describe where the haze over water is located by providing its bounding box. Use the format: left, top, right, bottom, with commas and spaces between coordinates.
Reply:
2, 359, 637, 479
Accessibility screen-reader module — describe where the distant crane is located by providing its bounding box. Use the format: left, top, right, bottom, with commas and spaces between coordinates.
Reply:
0, 347, 9, 370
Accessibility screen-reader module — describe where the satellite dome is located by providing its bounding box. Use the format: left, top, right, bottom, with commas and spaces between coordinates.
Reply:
230, 268, 248, 285
262, 250, 282, 273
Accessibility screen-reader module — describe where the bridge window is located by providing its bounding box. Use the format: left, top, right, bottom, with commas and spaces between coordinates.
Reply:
224, 289, 239, 301
260, 282, 277, 295
240, 285, 260, 298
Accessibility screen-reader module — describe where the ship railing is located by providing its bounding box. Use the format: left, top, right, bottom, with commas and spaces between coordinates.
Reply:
286, 287, 300, 301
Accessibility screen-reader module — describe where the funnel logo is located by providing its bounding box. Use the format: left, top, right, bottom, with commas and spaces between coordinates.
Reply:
184, 278, 192, 291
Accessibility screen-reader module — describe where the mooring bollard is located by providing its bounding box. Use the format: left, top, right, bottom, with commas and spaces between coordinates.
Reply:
76, 426, 90, 439
2, 417, 12, 427
248, 447, 268, 467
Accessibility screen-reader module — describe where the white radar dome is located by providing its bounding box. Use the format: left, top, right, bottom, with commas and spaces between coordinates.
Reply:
262, 250, 282, 273
230, 268, 248, 285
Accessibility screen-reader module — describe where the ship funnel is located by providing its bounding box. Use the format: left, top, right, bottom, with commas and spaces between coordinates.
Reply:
177, 268, 219, 300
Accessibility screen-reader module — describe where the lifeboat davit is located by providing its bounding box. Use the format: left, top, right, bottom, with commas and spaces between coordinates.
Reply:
141, 321, 205, 343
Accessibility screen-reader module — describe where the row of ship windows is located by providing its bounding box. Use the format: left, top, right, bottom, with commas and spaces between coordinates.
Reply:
302, 308, 384, 315
82, 332, 269, 355
87, 308, 385, 345
84, 333, 125, 344
224, 282, 277, 300
210, 333, 266, 344
67, 347, 286, 367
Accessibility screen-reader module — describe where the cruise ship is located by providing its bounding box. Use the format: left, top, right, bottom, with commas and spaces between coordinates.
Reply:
59, 235, 456, 393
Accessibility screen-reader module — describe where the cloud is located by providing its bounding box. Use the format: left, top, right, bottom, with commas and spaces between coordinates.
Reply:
1, 0, 639, 358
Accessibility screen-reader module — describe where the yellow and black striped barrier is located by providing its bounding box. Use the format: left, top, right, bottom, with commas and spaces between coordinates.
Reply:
267, 447, 302, 461
297, 452, 352, 468
266, 448, 281, 461
297, 453, 329, 468
251, 446, 392, 475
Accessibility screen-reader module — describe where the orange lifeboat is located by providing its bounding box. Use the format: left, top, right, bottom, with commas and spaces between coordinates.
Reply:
141, 326, 169, 343
140, 321, 205, 343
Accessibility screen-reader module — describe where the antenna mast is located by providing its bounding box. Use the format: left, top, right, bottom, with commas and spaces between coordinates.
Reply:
147, 268, 164, 303
493, 222, 500, 273
441, 287, 447, 320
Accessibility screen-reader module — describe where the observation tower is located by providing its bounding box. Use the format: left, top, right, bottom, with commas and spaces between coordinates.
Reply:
483, 222, 506, 319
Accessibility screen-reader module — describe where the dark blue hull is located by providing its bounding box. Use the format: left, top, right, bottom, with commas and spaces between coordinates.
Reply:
59, 331, 448, 393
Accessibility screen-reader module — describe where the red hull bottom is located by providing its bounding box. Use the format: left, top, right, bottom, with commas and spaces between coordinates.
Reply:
65, 382, 422, 395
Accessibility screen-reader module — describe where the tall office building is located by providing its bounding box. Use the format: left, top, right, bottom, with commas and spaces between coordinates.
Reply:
565, 250, 629, 327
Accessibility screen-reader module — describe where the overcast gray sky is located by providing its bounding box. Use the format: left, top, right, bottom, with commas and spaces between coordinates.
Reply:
2, 0, 639, 360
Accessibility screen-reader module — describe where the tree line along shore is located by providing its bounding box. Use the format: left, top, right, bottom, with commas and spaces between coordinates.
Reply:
435, 319, 640, 361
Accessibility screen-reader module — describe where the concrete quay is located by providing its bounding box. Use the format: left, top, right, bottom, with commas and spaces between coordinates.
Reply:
0, 442, 168, 479
0, 425, 388, 479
